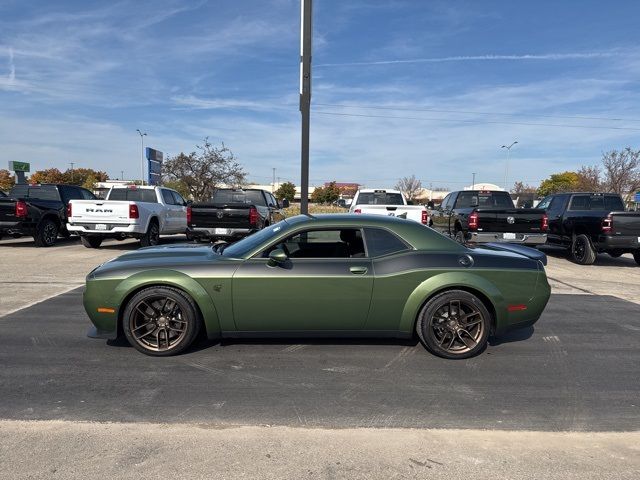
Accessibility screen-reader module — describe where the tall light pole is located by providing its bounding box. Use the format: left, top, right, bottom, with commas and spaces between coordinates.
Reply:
501, 141, 518, 191
472, 172, 476, 190
136, 129, 147, 185
272, 167, 276, 193
299, 0, 312, 214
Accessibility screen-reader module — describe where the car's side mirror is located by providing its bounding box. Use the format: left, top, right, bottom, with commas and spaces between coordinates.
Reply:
281, 199, 290, 208
268, 248, 288, 266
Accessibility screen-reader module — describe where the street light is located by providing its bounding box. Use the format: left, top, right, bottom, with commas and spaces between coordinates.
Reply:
472, 172, 476, 190
136, 129, 147, 185
501, 141, 518, 191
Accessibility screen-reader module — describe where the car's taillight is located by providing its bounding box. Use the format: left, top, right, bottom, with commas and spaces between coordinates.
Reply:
15, 200, 27, 218
468, 211, 479, 230
66, 202, 72, 218
541, 213, 548, 232
602, 214, 613, 234
421, 210, 428, 225
186, 205, 192, 224
129, 204, 139, 219
354, 208, 362, 214
249, 206, 258, 226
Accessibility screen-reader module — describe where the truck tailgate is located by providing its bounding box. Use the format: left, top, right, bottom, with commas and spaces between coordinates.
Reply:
476, 208, 545, 233
609, 211, 640, 236
69, 200, 133, 223
190, 203, 253, 229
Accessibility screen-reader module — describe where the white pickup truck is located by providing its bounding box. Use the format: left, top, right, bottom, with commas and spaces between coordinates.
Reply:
349, 189, 429, 225
67, 185, 188, 248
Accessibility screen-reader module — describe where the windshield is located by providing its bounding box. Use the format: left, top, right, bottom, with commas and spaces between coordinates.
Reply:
212, 190, 266, 206
356, 192, 404, 205
456, 191, 514, 208
222, 219, 292, 258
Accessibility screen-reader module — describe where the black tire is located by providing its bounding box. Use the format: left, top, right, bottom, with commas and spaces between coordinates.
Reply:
140, 220, 160, 247
633, 250, 640, 266
122, 286, 201, 356
608, 250, 623, 258
34, 218, 59, 247
81, 236, 103, 248
570, 234, 596, 265
416, 290, 491, 359
454, 230, 466, 244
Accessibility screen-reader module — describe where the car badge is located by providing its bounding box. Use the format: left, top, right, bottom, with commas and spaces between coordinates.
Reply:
507, 216, 515, 224
216, 211, 224, 219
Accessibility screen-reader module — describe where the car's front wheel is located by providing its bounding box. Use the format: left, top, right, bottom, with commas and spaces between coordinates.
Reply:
122, 286, 201, 356
416, 290, 490, 359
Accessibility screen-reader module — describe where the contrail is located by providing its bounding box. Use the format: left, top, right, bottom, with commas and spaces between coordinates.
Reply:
316, 52, 619, 67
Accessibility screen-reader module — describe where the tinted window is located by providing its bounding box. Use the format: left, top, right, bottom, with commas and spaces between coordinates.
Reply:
9, 185, 60, 201
356, 192, 404, 205
605, 195, 624, 211
568, 194, 619, 211
364, 228, 410, 257
456, 191, 513, 208
108, 188, 158, 203
537, 196, 553, 210
440, 194, 451, 210
172, 191, 186, 206
262, 228, 365, 258
80, 188, 96, 200
161, 189, 175, 205
212, 190, 266, 206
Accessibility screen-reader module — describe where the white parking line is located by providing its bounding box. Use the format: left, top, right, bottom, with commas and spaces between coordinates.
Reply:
0, 284, 82, 319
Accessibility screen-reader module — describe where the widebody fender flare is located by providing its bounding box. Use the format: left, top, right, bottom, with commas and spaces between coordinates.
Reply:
114, 269, 221, 338
398, 271, 506, 333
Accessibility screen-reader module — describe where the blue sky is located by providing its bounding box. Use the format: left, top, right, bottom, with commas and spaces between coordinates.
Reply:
1, 0, 639, 190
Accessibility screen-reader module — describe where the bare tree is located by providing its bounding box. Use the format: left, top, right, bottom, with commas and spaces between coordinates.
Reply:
601, 148, 640, 198
162, 138, 246, 201
511, 181, 537, 194
395, 175, 423, 201
575, 165, 602, 192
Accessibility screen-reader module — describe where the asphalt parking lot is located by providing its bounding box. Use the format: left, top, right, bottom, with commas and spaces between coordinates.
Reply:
1, 234, 639, 479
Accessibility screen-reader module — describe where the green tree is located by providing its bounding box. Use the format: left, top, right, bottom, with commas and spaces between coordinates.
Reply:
274, 181, 296, 202
29, 168, 66, 184
162, 138, 246, 201
0, 169, 15, 191
63, 168, 108, 186
537, 171, 580, 197
163, 179, 191, 199
310, 185, 326, 203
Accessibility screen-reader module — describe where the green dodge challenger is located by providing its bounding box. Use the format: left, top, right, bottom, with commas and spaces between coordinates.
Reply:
84, 214, 551, 359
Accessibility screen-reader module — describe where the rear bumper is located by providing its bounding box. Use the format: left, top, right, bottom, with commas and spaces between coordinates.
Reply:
188, 226, 254, 239
468, 232, 547, 245
0, 221, 34, 236
68, 222, 144, 236
596, 234, 640, 250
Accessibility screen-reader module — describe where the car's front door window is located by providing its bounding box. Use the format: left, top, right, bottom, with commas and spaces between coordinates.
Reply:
262, 228, 366, 258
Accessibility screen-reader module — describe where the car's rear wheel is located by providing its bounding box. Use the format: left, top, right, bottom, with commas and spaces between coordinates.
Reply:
81, 235, 103, 248
122, 286, 201, 356
34, 218, 59, 247
140, 220, 160, 247
416, 290, 490, 359
570, 234, 596, 265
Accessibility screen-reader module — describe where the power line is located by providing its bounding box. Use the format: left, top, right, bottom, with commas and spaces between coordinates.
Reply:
313, 110, 640, 132
313, 102, 640, 123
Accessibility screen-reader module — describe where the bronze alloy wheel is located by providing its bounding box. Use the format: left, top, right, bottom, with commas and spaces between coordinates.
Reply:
123, 286, 200, 356
417, 290, 490, 359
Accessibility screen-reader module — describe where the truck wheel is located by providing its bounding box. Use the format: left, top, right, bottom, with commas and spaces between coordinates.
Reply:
454, 230, 466, 244
633, 250, 640, 266
81, 236, 103, 248
140, 220, 160, 247
608, 250, 623, 258
570, 234, 596, 265
34, 218, 59, 247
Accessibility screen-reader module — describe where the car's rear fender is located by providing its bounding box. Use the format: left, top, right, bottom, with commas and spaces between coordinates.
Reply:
113, 269, 221, 339
399, 272, 505, 334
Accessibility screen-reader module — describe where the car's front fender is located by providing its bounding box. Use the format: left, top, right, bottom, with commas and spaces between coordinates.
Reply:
113, 269, 221, 338
398, 271, 505, 333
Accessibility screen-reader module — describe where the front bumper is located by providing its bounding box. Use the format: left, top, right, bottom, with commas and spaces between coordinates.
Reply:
68, 222, 144, 236
596, 234, 640, 250
188, 226, 254, 239
468, 232, 547, 245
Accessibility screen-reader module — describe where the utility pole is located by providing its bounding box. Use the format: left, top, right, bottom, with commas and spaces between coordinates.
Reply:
272, 167, 276, 193
299, 0, 312, 214
501, 141, 518, 191
69, 162, 75, 183
121, 170, 124, 181
136, 129, 147, 185
472, 172, 476, 190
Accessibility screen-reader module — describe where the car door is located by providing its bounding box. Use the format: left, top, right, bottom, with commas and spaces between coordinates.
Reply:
231, 228, 373, 331
160, 188, 181, 233
266, 192, 284, 223
171, 191, 188, 232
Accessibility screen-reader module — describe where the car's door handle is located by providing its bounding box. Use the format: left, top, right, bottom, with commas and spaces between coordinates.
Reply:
349, 266, 368, 275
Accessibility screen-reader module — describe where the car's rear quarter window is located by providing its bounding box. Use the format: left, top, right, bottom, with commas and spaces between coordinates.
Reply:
364, 227, 411, 257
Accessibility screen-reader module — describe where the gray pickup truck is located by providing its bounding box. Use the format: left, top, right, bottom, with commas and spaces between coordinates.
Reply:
187, 188, 288, 242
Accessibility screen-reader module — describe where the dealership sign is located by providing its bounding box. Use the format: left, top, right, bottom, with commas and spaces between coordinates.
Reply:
8, 161, 30, 172
146, 148, 163, 186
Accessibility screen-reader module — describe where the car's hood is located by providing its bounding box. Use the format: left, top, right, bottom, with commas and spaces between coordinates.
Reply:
89, 243, 238, 279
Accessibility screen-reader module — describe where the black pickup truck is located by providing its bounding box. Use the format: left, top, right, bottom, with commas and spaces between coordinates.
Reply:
430, 190, 548, 245
187, 188, 288, 242
537, 192, 640, 265
0, 184, 96, 247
